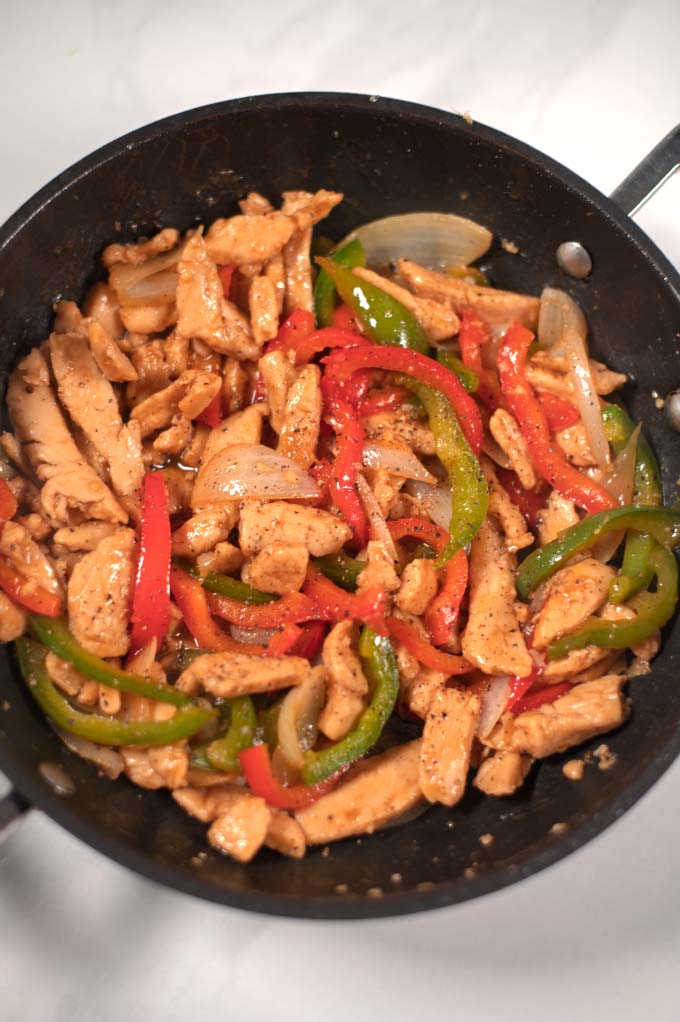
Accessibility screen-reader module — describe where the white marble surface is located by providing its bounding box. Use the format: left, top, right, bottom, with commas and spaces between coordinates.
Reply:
1, 1, 680, 1019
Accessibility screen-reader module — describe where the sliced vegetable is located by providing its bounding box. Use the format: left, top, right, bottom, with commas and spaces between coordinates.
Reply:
436, 350, 479, 393
497, 322, 616, 514
343, 212, 492, 271
0, 562, 62, 617
196, 392, 223, 428
208, 590, 319, 629
385, 616, 473, 674
206, 696, 257, 772
17, 639, 213, 745
362, 440, 436, 484
276, 668, 326, 769
387, 517, 449, 555
314, 237, 366, 328
314, 552, 363, 591
516, 506, 680, 599
0, 478, 18, 525
30, 614, 190, 706
496, 469, 547, 530
537, 392, 580, 431
321, 374, 369, 549
511, 682, 572, 715
239, 743, 346, 809
268, 308, 315, 352
457, 309, 504, 409
108, 247, 180, 307
191, 443, 321, 505
424, 549, 468, 646
404, 481, 452, 532
170, 566, 263, 653
217, 264, 235, 298
303, 565, 387, 628
300, 625, 399, 785
130, 471, 171, 652
183, 563, 275, 604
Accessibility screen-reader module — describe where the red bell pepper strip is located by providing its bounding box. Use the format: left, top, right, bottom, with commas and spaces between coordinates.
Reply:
321, 373, 370, 549
424, 549, 468, 646
356, 386, 408, 418
266, 308, 315, 355
332, 303, 363, 333
208, 590, 319, 629
291, 620, 327, 660
496, 468, 547, 530
130, 472, 171, 652
195, 392, 223, 429
0, 479, 18, 527
239, 744, 346, 809
218, 264, 235, 299
387, 517, 449, 556
0, 560, 63, 616
458, 308, 505, 410
288, 327, 367, 366
323, 344, 483, 455
385, 616, 473, 675
264, 623, 303, 657
511, 681, 572, 715
537, 392, 580, 432
170, 566, 266, 653
505, 653, 547, 711
497, 323, 616, 514
303, 565, 387, 629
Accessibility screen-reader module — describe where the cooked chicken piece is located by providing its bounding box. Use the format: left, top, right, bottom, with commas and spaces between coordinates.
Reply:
177, 651, 310, 698
50, 332, 145, 500
537, 490, 580, 546
489, 408, 537, 490
281, 190, 315, 314
542, 644, 612, 683
531, 558, 614, 650
353, 266, 460, 341
241, 543, 309, 595
239, 502, 352, 557
239, 191, 275, 215
481, 456, 534, 553
126, 341, 172, 406
196, 404, 268, 486
67, 528, 136, 657
130, 369, 221, 438
161, 467, 194, 516
163, 332, 190, 376
474, 750, 533, 796
185, 767, 240, 787
16, 513, 52, 542
171, 506, 239, 558
396, 558, 438, 616
555, 422, 597, 467
531, 350, 627, 395
365, 467, 405, 518
146, 743, 189, 789
317, 621, 369, 741
277, 364, 322, 470
120, 749, 167, 790
53, 300, 87, 335
397, 259, 540, 328
295, 739, 423, 844
97, 683, 122, 716
196, 541, 243, 577
6, 350, 127, 525
363, 409, 437, 457
258, 349, 297, 434
525, 365, 574, 401
181, 422, 210, 468
102, 228, 180, 269
248, 275, 279, 345
600, 603, 660, 662
0, 432, 32, 476
174, 784, 272, 862
45, 651, 99, 705
484, 675, 628, 758
222, 356, 251, 414
403, 667, 448, 719
205, 190, 342, 266
462, 516, 533, 677
120, 304, 176, 334
82, 281, 125, 339
0, 591, 27, 642
153, 414, 193, 455
87, 321, 137, 382
420, 685, 481, 806
356, 540, 400, 594
265, 811, 306, 859
0, 521, 63, 597
263, 253, 286, 315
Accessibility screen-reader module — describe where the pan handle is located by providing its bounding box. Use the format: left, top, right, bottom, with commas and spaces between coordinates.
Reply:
610, 123, 680, 216
0, 788, 31, 840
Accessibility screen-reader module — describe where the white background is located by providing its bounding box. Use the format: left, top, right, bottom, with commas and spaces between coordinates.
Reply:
1, 1, 679, 1019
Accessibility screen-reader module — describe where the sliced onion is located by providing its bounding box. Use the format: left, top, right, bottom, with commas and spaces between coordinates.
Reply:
593, 425, 640, 563
475, 676, 511, 738
55, 728, 124, 779
405, 480, 452, 530
362, 440, 436, 484
276, 666, 326, 771
344, 212, 493, 270
230, 625, 277, 645
192, 444, 321, 505
109, 247, 181, 307
356, 473, 398, 559
538, 287, 609, 469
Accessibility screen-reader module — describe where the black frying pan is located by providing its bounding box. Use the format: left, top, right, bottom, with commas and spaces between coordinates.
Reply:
1, 94, 679, 919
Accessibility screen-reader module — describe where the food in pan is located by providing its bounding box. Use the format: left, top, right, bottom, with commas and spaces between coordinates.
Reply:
1, 188, 677, 863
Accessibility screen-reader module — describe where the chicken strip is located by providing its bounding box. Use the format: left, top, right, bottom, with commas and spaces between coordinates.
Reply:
177, 651, 310, 698
474, 750, 533, 796
277, 364, 322, 470
67, 528, 136, 657
241, 544, 309, 595
530, 558, 614, 650
318, 621, 369, 741
239, 502, 352, 557
419, 686, 481, 806
353, 266, 460, 341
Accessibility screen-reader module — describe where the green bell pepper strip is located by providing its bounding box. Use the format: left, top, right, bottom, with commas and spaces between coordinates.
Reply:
436, 350, 479, 393
178, 560, 274, 604
17, 639, 215, 746
400, 377, 488, 563
602, 405, 663, 603
300, 625, 399, 785
314, 237, 366, 327
316, 256, 430, 354
30, 615, 191, 707
205, 696, 258, 772
314, 552, 363, 591
516, 506, 680, 600
548, 544, 677, 659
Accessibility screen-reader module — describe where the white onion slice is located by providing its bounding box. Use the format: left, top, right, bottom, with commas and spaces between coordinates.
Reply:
344, 212, 492, 270
538, 287, 610, 469
405, 480, 452, 530
109, 247, 181, 307
277, 667, 326, 771
475, 676, 511, 738
594, 425, 640, 563
192, 444, 321, 505
56, 729, 124, 779
229, 625, 277, 645
356, 474, 398, 560
362, 440, 436, 484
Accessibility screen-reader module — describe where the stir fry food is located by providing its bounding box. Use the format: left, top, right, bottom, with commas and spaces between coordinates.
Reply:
2, 188, 678, 864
